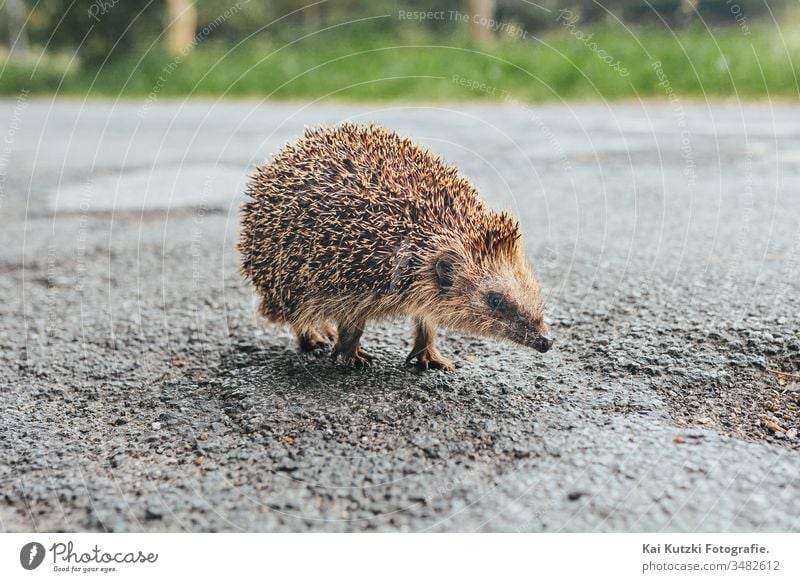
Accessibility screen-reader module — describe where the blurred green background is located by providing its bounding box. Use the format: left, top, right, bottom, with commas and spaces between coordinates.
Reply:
1, 0, 797, 100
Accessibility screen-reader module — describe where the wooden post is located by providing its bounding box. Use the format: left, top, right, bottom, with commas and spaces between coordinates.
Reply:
166, 0, 198, 57
465, 0, 496, 43
5, 0, 30, 62
679, 0, 699, 26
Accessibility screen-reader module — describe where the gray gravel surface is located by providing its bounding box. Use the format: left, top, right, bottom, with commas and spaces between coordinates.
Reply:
1, 101, 799, 532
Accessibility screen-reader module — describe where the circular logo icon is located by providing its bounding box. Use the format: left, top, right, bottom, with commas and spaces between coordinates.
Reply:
20, 542, 46, 570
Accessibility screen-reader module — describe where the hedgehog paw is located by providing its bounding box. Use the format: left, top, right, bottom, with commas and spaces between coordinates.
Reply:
406, 349, 455, 372
297, 330, 333, 355
321, 324, 338, 343
356, 346, 374, 361
338, 353, 372, 369
332, 346, 373, 368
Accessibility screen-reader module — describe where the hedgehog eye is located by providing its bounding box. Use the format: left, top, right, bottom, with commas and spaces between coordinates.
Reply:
487, 292, 505, 311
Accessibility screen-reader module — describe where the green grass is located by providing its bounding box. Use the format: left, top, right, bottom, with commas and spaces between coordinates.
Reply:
2, 23, 799, 101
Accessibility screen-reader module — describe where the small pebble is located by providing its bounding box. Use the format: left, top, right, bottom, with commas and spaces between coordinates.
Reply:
764, 420, 786, 433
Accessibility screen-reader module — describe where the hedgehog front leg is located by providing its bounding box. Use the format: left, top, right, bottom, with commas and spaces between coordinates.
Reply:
406, 318, 455, 372
332, 320, 373, 368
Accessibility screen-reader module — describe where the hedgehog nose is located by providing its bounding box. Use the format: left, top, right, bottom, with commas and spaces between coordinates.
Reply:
533, 335, 553, 353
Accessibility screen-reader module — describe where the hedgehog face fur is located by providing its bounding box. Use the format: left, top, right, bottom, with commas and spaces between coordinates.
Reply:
425, 226, 552, 355
239, 122, 553, 370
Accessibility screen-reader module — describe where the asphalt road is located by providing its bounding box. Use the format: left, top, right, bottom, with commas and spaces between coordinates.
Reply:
1, 101, 799, 532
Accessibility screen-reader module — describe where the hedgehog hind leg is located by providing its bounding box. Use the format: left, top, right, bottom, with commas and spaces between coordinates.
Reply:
406, 318, 455, 372
294, 323, 337, 355
331, 320, 373, 368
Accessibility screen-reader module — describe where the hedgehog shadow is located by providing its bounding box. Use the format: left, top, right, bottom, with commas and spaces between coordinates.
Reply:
220, 322, 551, 389
221, 321, 443, 390
214, 330, 561, 445
220, 339, 446, 392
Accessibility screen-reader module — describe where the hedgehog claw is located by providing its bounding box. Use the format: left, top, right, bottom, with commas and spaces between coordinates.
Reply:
297, 331, 333, 355
310, 346, 331, 358
406, 349, 455, 372
332, 346, 373, 368
349, 355, 371, 369
340, 354, 371, 368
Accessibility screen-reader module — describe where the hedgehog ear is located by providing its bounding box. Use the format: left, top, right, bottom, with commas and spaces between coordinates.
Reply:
434, 252, 458, 289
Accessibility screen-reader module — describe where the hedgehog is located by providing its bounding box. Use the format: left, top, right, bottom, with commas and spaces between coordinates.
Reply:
239, 123, 553, 370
